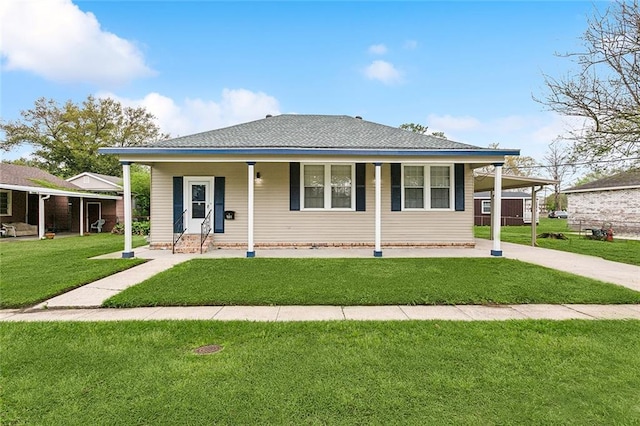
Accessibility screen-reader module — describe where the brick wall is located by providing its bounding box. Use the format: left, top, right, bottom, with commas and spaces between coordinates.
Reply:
567, 188, 640, 234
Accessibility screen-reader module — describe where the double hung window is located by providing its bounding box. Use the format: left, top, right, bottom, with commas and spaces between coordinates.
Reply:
402, 165, 453, 210
0, 190, 11, 216
302, 164, 354, 210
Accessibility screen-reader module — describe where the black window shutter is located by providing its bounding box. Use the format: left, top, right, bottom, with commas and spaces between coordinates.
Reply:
214, 177, 225, 233
290, 162, 300, 211
355, 163, 366, 211
454, 163, 465, 211
173, 177, 184, 232
391, 163, 401, 211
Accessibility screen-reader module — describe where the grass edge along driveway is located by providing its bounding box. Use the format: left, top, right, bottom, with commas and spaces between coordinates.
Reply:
0, 234, 146, 309
2, 320, 640, 425
104, 257, 640, 307
475, 218, 640, 266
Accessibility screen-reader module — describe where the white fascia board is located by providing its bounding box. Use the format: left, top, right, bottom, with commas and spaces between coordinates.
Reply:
0, 184, 122, 200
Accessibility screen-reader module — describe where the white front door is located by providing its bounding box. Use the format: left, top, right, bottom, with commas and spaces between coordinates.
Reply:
185, 180, 211, 233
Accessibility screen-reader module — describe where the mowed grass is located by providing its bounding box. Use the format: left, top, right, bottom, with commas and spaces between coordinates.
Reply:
104, 257, 640, 307
2, 320, 640, 425
475, 218, 640, 266
0, 234, 146, 308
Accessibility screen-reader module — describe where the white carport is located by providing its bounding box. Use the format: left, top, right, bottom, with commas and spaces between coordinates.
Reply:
474, 172, 558, 247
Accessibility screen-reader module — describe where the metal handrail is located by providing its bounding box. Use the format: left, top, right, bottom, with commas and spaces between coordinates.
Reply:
172, 209, 187, 254
200, 209, 212, 254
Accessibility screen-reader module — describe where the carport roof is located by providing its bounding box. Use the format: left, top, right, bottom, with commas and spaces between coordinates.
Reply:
474, 172, 557, 192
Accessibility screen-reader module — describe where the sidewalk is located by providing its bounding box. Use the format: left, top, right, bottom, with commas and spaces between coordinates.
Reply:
2, 304, 640, 322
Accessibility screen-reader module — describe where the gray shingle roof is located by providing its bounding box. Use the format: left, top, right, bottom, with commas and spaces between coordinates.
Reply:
565, 168, 640, 192
0, 163, 81, 190
149, 115, 480, 150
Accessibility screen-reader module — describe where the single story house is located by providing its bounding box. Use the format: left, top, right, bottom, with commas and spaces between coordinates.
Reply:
564, 168, 640, 234
100, 114, 520, 257
474, 191, 539, 226
0, 163, 121, 238
66, 172, 125, 232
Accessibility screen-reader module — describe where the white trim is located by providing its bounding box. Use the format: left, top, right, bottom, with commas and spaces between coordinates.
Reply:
300, 163, 356, 211
0, 184, 121, 200
492, 165, 502, 254
374, 163, 381, 253
66, 172, 123, 190
122, 164, 132, 255
183, 177, 214, 234
563, 184, 640, 194
401, 163, 454, 211
0, 189, 12, 216
247, 164, 255, 254
481, 200, 491, 215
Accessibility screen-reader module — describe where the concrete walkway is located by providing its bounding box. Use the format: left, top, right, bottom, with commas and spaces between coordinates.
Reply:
2, 304, 640, 322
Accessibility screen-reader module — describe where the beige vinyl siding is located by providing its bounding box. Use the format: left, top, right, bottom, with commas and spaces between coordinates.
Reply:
69, 175, 121, 191
150, 162, 474, 246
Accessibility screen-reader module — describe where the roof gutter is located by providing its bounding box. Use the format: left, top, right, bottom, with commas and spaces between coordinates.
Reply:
99, 147, 521, 157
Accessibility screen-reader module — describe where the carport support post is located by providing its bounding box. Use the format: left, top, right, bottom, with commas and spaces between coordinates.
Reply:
121, 162, 134, 258
491, 163, 503, 256
374, 163, 382, 257
531, 185, 537, 247
247, 162, 255, 258
38, 194, 47, 239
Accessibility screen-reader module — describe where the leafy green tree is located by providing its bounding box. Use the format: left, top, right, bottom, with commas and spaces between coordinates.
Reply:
537, 0, 640, 168
131, 165, 151, 217
400, 123, 447, 139
1, 96, 168, 178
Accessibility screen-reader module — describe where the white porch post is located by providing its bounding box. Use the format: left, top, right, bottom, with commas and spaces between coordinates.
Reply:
79, 197, 84, 236
374, 163, 382, 257
38, 195, 46, 239
531, 186, 537, 247
122, 162, 134, 258
491, 163, 503, 256
247, 162, 255, 258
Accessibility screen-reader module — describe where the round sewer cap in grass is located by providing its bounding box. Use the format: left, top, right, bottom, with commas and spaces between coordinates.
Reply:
193, 344, 223, 355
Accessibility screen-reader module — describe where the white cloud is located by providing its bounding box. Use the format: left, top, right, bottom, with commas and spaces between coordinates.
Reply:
426, 114, 481, 132
364, 60, 402, 84
368, 44, 388, 55
403, 40, 418, 50
0, 0, 153, 85
98, 89, 280, 137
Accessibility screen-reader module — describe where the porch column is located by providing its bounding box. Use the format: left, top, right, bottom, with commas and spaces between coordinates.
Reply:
38, 194, 49, 239
491, 163, 503, 256
531, 186, 537, 247
247, 162, 255, 258
79, 197, 84, 236
122, 161, 134, 258
374, 163, 382, 257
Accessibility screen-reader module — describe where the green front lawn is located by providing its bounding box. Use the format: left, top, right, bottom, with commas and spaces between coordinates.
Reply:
0, 234, 146, 308
2, 321, 639, 424
104, 258, 640, 307
475, 218, 640, 266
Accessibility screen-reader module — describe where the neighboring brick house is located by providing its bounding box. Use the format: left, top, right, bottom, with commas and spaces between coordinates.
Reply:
0, 163, 121, 237
66, 172, 125, 231
564, 169, 640, 234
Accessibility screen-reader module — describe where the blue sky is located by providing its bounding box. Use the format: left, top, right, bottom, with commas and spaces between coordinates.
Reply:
1, 1, 601, 164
